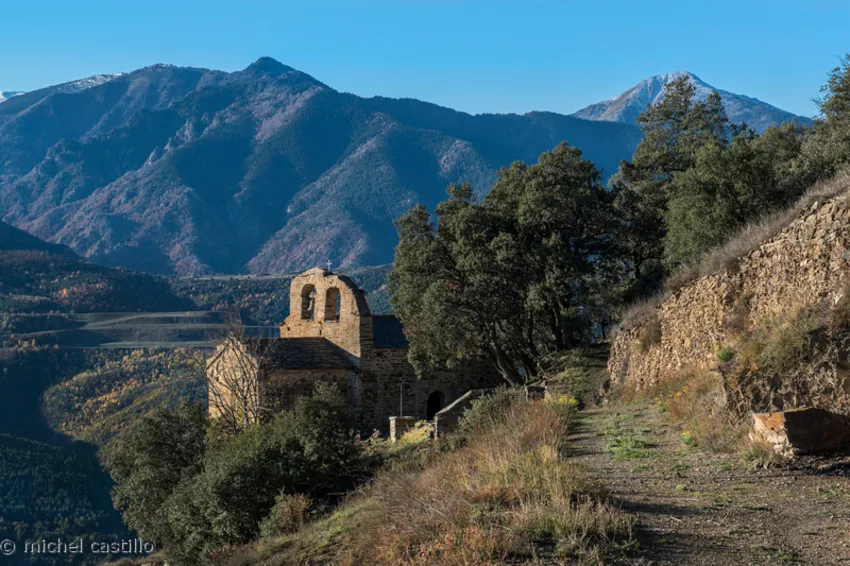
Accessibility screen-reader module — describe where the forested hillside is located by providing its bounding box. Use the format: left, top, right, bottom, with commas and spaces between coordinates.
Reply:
0, 58, 642, 276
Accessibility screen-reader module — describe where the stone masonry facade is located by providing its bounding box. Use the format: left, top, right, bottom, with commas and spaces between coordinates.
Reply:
208, 268, 503, 433
608, 180, 850, 407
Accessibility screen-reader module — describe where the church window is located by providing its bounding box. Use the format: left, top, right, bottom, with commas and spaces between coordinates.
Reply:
324, 287, 341, 321
300, 285, 316, 320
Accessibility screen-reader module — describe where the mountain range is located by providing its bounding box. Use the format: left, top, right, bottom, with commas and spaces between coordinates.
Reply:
571, 71, 811, 133
0, 60, 808, 276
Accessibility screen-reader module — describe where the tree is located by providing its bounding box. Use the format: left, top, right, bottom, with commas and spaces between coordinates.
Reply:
390, 143, 623, 385
206, 329, 275, 435
173, 384, 360, 563
107, 402, 207, 549
802, 54, 850, 178
107, 384, 361, 566
662, 120, 815, 270
623, 78, 733, 193
819, 55, 850, 122
614, 76, 737, 289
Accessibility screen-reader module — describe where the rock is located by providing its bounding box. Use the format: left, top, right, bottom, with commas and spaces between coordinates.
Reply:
389, 416, 417, 443
750, 408, 850, 456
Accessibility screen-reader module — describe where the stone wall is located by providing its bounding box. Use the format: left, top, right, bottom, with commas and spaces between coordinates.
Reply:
206, 339, 259, 421
261, 367, 353, 412
356, 348, 504, 433
280, 268, 373, 361
209, 267, 505, 434
609, 190, 850, 395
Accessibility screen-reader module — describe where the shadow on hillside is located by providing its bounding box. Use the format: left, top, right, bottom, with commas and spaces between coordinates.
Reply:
0, 347, 128, 539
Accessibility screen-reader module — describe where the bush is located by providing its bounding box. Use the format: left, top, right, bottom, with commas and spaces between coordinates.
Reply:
108, 402, 208, 549
108, 384, 363, 565
260, 493, 311, 538
716, 345, 734, 363
451, 386, 525, 447
398, 420, 432, 445
650, 370, 745, 452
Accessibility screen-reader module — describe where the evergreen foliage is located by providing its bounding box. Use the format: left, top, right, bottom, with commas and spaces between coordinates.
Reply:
389, 143, 625, 385
106, 384, 362, 565
616, 57, 850, 280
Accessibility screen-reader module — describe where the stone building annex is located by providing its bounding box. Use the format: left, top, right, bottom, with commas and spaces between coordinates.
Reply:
207, 268, 503, 433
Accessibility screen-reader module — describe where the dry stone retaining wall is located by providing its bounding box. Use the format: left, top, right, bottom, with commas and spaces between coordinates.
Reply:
609, 190, 850, 399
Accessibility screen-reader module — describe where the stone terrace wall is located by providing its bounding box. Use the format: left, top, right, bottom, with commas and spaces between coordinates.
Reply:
609, 191, 850, 392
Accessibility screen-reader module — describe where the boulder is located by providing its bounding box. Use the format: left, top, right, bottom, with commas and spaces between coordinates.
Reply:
750, 407, 850, 456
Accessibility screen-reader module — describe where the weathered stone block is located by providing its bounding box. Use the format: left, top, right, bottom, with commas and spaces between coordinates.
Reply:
750, 407, 850, 456
389, 416, 417, 442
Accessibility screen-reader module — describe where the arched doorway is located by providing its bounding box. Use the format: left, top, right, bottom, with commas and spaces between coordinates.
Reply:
426, 391, 445, 420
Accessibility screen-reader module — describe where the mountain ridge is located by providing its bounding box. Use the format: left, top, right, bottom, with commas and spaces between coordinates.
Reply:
0, 58, 644, 275
572, 71, 810, 133
0, 90, 25, 103
1, 60, 806, 276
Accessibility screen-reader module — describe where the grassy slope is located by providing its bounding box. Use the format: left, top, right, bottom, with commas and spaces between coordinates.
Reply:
215, 395, 633, 566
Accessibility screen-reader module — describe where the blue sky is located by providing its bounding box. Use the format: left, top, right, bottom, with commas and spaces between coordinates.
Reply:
1, 1, 848, 118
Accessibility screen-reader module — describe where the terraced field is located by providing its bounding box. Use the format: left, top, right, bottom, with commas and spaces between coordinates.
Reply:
4, 311, 278, 349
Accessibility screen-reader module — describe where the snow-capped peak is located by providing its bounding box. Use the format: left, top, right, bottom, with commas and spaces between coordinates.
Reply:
0, 90, 25, 104
54, 73, 125, 94
571, 71, 810, 134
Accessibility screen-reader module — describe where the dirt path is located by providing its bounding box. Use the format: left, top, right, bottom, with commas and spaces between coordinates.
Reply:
569, 402, 850, 565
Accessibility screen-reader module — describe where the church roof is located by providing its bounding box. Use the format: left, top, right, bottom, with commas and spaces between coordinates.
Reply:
247, 337, 356, 370
372, 315, 409, 349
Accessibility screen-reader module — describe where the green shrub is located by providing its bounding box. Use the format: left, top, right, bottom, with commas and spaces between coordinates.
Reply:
108, 402, 208, 550
259, 492, 311, 538
108, 384, 363, 565
716, 345, 734, 363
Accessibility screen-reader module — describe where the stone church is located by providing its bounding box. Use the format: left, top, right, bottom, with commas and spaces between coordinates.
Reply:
207, 268, 503, 433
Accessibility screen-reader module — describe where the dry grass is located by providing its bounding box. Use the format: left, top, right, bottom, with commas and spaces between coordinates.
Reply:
734, 303, 827, 375
652, 369, 747, 453
619, 293, 666, 332
260, 493, 312, 538
740, 438, 786, 471
666, 171, 850, 293
219, 398, 634, 566
637, 313, 662, 352
619, 171, 850, 330
349, 399, 633, 565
